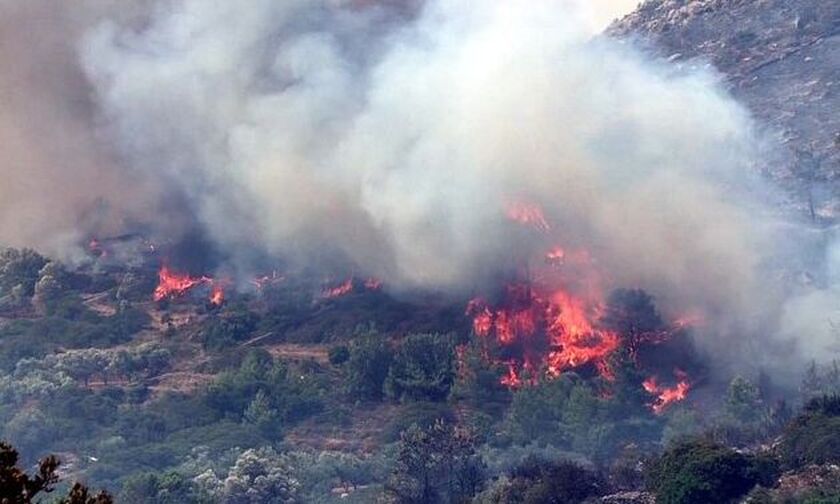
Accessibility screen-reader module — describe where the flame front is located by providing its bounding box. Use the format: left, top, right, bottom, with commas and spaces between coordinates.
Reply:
153, 266, 209, 301
464, 200, 694, 411
467, 281, 621, 386
322, 277, 383, 298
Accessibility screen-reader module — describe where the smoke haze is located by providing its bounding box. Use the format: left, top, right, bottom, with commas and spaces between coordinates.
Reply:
0, 0, 832, 369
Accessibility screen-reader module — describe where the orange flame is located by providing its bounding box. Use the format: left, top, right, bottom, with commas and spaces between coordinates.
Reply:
209, 283, 225, 306
322, 277, 383, 298
467, 281, 621, 385
643, 370, 690, 414
323, 278, 354, 298
153, 266, 209, 302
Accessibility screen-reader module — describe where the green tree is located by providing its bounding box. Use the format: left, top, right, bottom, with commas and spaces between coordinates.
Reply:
385, 420, 484, 504
646, 439, 777, 504
385, 333, 455, 402
476, 457, 602, 504
506, 375, 576, 444
450, 339, 510, 414
725, 376, 765, 424
601, 288, 663, 339
328, 345, 350, 366
345, 329, 392, 401
119, 471, 199, 504
0, 441, 112, 504
0, 248, 48, 298
243, 389, 282, 437
780, 395, 840, 468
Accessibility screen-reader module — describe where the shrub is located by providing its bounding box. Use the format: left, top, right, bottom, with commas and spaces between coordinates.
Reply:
780, 395, 840, 468
385, 420, 484, 504
384, 333, 455, 402
383, 402, 456, 443
328, 345, 350, 366
646, 439, 778, 504
476, 457, 602, 504
201, 308, 259, 351
345, 329, 392, 401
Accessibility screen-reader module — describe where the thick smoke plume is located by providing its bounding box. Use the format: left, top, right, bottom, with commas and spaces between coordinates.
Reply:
0, 0, 831, 370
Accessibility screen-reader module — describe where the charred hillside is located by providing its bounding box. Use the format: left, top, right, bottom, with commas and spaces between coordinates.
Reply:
611, 0, 840, 218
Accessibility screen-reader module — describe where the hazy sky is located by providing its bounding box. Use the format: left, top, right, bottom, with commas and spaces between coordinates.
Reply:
586, 0, 640, 30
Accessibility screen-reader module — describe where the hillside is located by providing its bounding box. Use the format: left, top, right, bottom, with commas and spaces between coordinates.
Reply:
611, 0, 840, 218
0, 1, 838, 503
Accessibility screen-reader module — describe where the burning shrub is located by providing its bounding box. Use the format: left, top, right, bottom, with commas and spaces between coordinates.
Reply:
384, 333, 456, 402
646, 439, 778, 504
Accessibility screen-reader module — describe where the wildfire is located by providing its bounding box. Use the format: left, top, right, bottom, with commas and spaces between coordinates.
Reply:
153, 264, 226, 306
466, 216, 695, 409
467, 282, 621, 386
323, 278, 354, 298
322, 276, 383, 299
505, 202, 550, 232
643, 370, 691, 414
209, 282, 225, 306
153, 266, 209, 302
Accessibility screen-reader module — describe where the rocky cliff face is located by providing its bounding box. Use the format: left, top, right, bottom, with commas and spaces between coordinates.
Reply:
610, 0, 840, 219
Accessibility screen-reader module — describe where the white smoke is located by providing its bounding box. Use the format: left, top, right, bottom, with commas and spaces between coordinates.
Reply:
2, 0, 833, 369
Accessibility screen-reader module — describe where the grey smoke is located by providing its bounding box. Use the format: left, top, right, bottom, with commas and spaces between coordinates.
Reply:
1, 0, 834, 370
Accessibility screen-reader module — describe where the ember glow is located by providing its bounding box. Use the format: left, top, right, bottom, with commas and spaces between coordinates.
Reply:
643, 370, 691, 414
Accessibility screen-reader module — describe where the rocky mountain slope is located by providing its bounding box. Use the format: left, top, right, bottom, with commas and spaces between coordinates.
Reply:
610, 0, 840, 218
